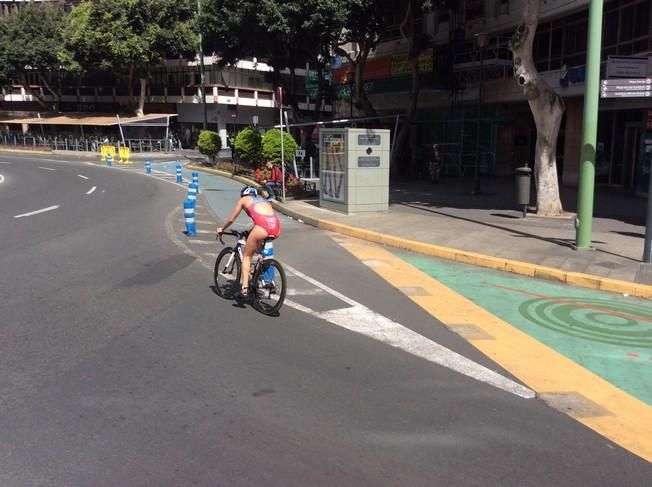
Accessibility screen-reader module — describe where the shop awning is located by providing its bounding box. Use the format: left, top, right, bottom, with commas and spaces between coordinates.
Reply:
0, 112, 177, 126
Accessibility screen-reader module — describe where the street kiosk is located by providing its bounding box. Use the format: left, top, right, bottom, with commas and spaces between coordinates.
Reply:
319, 128, 390, 214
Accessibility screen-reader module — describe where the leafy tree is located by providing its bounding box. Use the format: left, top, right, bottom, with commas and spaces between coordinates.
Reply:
197, 130, 222, 162
0, 4, 68, 111
233, 127, 262, 165
201, 0, 345, 126
63, 0, 197, 116
262, 129, 298, 166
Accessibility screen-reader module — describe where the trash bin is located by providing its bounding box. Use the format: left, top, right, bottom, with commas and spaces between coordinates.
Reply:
515, 165, 532, 217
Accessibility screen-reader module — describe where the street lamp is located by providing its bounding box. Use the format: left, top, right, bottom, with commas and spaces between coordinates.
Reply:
473, 32, 488, 195
346, 71, 354, 118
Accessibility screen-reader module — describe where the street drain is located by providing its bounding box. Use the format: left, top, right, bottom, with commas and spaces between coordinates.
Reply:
449, 324, 495, 340
539, 392, 612, 418
399, 286, 431, 297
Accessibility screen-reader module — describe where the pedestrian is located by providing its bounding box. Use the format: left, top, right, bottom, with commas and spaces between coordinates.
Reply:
429, 144, 441, 184
262, 161, 283, 200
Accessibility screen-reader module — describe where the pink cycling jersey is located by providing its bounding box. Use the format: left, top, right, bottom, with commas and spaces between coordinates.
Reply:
244, 197, 281, 238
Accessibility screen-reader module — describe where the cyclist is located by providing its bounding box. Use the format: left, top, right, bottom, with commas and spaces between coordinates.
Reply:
216, 185, 281, 298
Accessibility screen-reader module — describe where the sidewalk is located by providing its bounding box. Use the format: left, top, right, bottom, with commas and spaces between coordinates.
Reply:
270, 176, 652, 295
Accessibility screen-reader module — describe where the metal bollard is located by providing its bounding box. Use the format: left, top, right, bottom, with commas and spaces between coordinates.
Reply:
192, 171, 199, 193
183, 199, 197, 237
176, 162, 182, 183
106, 153, 113, 166
187, 182, 198, 206
145, 159, 151, 174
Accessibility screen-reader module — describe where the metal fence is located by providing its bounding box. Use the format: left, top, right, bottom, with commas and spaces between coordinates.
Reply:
0, 135, 180, 153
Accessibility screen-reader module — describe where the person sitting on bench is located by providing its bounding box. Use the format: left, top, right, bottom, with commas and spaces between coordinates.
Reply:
263, 161, 283, 200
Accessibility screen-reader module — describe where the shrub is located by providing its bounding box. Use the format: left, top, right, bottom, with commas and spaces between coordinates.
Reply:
233, 127, 262, 164
262, 128, 298, 166
197, 130, 222, 163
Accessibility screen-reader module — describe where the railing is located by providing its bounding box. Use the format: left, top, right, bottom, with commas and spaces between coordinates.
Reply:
0, 135, 179, 153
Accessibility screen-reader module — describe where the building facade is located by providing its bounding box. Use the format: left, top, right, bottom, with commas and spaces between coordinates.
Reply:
333, 0, 652, 191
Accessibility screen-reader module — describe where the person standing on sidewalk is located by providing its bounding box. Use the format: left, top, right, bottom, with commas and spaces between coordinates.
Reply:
429, 144, 441, 184
263, 161, 283, 200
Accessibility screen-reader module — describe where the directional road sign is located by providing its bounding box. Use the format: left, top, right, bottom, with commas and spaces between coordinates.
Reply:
601, 78, 652, 98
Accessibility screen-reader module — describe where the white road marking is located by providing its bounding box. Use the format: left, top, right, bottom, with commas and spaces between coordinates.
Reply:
283, 264, 535, 399
0, 174, 4, 184
77, 174, 89, 180
14, 205, 59, 218
0, 161, 11, 164
194, 229, 214, 234
186, 239, 216, 245
39, 166, 56, 171
86, 186, 97, 195
286, 288, 327, 296
178, 219, 214, 225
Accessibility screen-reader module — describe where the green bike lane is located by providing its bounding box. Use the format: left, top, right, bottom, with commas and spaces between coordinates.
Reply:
393, 250, 652, 406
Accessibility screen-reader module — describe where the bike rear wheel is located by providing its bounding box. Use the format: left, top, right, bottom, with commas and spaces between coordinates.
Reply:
213, 247, 241, 298
251, 258, 286, 315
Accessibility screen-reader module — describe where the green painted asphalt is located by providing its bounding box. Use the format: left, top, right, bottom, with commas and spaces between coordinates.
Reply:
394, 250, 652, 405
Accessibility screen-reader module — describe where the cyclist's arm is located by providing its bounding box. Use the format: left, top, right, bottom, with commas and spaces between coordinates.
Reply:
217, 198, 245, 233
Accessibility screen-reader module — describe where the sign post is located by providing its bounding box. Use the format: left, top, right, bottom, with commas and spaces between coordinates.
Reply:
276, 86, 286, 203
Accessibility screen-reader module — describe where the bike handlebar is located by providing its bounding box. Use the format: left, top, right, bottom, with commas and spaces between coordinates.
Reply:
216, 229, 249, 245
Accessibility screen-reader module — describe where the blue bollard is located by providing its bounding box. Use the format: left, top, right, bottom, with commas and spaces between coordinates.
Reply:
187, 182, 198, 206
145, 159, 151, 174
192, 171, 199, 193
183, 199, 196, 237
176, 162, 182, 183
260, 240, 275, 282
106, 153, 113, 166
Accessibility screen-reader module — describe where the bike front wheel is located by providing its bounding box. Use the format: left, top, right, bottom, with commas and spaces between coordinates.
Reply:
213, 247, 241, 298
251, 258, 287, 315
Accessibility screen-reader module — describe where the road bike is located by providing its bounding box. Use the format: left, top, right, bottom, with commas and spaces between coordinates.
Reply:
214, 230, 287, 315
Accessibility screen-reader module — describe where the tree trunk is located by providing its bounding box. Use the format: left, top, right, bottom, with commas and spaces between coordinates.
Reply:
391, 0, 422, 178
511, 0, 564, 216
136, 77, 146, 117
19, 74, 52, 112
335, 40, 378, 119
354, 40, 378, 118
127, 64, 134, 112
38, 73, 61, 112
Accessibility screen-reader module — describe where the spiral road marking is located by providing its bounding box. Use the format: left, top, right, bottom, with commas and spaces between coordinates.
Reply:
519, 297, 652, 348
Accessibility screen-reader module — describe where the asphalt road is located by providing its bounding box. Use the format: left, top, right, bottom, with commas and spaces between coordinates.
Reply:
0, 153, 649, 486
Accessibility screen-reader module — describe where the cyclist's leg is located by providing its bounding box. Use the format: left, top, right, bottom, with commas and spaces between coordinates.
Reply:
240, 225, 269, 294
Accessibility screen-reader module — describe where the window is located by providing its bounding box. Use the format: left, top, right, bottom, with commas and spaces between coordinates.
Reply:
602, 8, 618, 47
634, 1, 650, 38
620, 5, 635, 43
533, 29, 550, 71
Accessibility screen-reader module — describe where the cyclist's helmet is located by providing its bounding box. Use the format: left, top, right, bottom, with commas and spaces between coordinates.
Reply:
240, 185, 258, 197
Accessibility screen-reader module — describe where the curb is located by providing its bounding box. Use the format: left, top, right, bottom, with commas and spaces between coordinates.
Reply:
189, 164, 652, 299
0, 147, 52, 155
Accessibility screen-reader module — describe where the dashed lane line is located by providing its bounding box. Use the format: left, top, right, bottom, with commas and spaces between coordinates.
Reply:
86, 186, 97, 195
14, 205, 59, 218
39, 166, 56, 171
0, 174, 4, 184
77, 174, 89, 180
